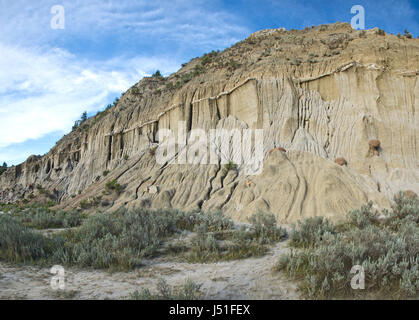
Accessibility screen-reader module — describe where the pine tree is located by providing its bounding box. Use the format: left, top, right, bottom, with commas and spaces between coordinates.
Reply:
152, 70, 162, 78
81, 111, 88, 123
0, 162, 7, 175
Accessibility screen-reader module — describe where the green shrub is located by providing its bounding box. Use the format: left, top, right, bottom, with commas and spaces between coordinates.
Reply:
45, 201, 56, 207
0, 215, 65, 264
201, 55, 212, 65
79, 200, 89, 209
193, 64, 205, 75
277, 193, 419, 299
291, 58, 302, 66
0, 207, 177, 270
181, 73, 193, 83
105, 179, 123, 194
228, 59, 241, 69
200, 50, 219, 67
347, 202, 380, 229
129, 279, 202, 300
65, 209, 177, 270
289, 216, 336, 248
35, 184, 50, 196
222, 161, 237, 174
2, 203, 84, 229
0, 206, 287, 271
402, 29, 412, 38
248, 212, 287, 244
0, 162, 7, 176
376, 29, 385, 36
174, 210, 233, 232
185, 212, 286, 263
30, 210, 83, 229
165, 82, 175, 90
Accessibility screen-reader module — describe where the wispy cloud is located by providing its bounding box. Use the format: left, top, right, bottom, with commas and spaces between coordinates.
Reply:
0, 0, 249, 164
267, 0, 418, 34
3, 0, 415, 165
0, 0, 249, 50
0, 43, 180, 149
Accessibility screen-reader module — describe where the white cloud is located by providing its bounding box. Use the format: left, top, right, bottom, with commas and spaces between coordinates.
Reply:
0, 43, 180, 149
0, 0, 249, 163
0, 0, 249, 49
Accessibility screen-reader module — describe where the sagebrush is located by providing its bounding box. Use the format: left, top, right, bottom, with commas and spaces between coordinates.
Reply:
0, 207, 286, 270
129, 279, 202, 300
276, 191, 419, 299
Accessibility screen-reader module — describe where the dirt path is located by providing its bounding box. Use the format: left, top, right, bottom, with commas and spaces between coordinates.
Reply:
0, 240, 299, 300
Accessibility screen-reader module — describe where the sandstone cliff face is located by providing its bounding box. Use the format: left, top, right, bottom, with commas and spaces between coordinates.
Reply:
1, 23, 418, 223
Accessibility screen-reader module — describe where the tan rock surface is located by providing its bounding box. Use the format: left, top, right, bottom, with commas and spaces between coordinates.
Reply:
1, 22, 418, 223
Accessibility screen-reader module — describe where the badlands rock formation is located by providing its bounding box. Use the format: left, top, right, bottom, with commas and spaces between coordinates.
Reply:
1, 23, 418, 223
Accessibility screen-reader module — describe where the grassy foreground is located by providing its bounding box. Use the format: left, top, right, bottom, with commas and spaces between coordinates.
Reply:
276, 191, 419, 299
0, 204, 286, 271
129, 278, 203, 300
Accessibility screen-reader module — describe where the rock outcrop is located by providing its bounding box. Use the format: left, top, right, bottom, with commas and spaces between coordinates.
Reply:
1, 23, 418, 223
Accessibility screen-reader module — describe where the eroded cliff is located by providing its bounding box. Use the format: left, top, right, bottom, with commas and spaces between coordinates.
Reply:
1, 22, 418, 223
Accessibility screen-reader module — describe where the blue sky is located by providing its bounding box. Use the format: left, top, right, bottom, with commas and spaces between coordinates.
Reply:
0, 0, 418, 165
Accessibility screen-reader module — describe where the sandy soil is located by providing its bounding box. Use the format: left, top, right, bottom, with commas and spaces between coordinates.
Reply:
0, 240, 299, 300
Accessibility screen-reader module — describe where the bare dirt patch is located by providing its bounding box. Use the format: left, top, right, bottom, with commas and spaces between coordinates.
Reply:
0, 241, 298, 300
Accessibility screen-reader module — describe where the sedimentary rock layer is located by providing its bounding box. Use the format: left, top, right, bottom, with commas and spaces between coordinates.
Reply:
1, 23, 418, 223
